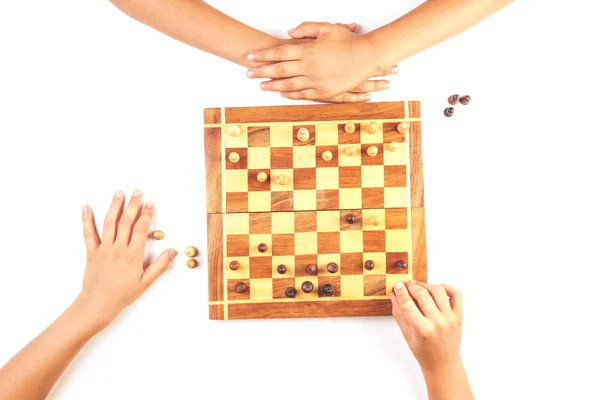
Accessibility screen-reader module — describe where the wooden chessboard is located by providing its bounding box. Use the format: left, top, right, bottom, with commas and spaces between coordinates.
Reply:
204, 101, 426, 320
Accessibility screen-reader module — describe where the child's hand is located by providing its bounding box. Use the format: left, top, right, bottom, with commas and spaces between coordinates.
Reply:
78, 190, 175, 330
391, 281, 464, 374
247, 22, 395, 103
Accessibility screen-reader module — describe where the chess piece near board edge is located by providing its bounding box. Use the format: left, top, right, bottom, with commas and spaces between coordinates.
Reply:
388, 141, 398, 152
228, 151, 240, 163
297, 127, 310, 142
301, 281, 314, 293
234, 282, 248, 293
285, 287, 296, 298
395, 260, 407, 269
229, 260, 240, 271
397, 122, 410, 133
322, 284, 335, 297
344, 123, 356, 133
229, 125, 241, 137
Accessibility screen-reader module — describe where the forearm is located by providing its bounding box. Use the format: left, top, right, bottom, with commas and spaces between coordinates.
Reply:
0, 297, 102, 400
109, 0, 282, 68
422, 360, 474, 400
367, 0, 514, 70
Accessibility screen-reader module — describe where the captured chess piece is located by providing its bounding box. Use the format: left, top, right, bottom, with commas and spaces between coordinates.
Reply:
234, 282, 248, 293
229, 260, 240, 271
228, 152, 240, 163
277, 264, 287, 274
186, 259, 198, 269
184, 246, 199, 257
364, 260, 375, 270
444, 107, 454, 117
297, 127, 310, 142
301, 281, 314, 293
258, 243, 268, 253
367, 145, 378, 157
322, 284, 335, 297
277, 174, 288, 186
327, 262, 338, 273
460, 95, 471, 105
257, 171, 268, 183
344, 146, 357, 156
322, 150, 333, 161
285, 287, 297, 298
152, 230, 165, 240
448, 94, 460, 105
371, 215, 383, 226
397, 122, 410, 133
306, 264, 318, 275
344, 122, 356, 133
388, 141, 398, 152
229, 125, 241, 137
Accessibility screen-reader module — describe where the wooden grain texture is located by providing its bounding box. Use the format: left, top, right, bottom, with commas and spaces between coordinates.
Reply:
209, 304, 224, 320
411, 207, 427, 282
408, 101, 421, 119
204, 127, 222, 214
207, 214, 224, 302
227, 299, 392, 319
409, 121, 424, 208
224, 102, 406, 123
204, 108, 221, 124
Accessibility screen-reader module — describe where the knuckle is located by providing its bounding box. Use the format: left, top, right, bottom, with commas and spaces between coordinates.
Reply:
434, 286, 447, 296
419, 325, 435, 339
340, 94, 352, 103
284, 79, 296, 90
274, 63, 287, 76
273, 47, 287, 59
295, 91, 306, 100
435, 319, 449, 331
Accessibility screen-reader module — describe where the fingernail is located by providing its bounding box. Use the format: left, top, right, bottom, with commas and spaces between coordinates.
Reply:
349, 22, 357, 28
288, 28, 296, 34
392, 66, 399, 74
168, 249, 177, 259
395, 281, 404, 290
82, 205, 89, 215
364, 94, 372, 101
384, 82, 391, 89
247, 53, 256, 61
114, 190, 123, 198
146, 201, 154, 208
260, 83, 267, 90
246, 70, 254, 78
132, 190, 141, 197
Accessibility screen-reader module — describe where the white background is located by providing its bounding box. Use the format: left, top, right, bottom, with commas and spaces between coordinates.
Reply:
1, 1, 599, 399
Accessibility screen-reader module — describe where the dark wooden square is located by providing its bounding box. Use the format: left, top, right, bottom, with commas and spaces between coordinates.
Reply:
225, 148, 248, 170
385, 209, 407, 230
364, 275, 386, 296
340, 253, 363, 275
317, 232, 340, 254
247, 126, 270, 147
249, 213, 271, 234
318, 276, 341, 298
294, 168, 316, 190
363, 231, 386, 253
272, 278, 296, 299
248, 170, 271, 191
339, 166, 362, 188
384, 165, 407, 187
292, 125, 315, 146
361, 144, 384, 165
272, 234, 295, 256
337, 123, 361, 144
271, 147, 293, 169
228, 279, 250, 300
316, 145, 339, 168
271, 191, 294, 211
294, 254, 318, 277
340, 210, 362, 231
225, 192, 248, 213
249, 257, 273, 279
226, 234, 249, 257
362, 188, 385, 209
316, 189, 339, 210
295, 211, 317, 232
386, 252, 409, 275
383, 122, 406, 144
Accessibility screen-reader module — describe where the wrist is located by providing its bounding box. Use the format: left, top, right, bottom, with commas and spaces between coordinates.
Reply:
70, 294, 115, 335
365, 29, 399, 74
421, 357, 466, 384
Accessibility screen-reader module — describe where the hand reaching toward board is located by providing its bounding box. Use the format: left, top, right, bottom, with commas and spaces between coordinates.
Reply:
391, 281, 474, 400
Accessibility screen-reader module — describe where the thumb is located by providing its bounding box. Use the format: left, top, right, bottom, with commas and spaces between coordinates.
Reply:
288, 22, 332, 39
334, 22, 358, 33
143, 249, 176, 287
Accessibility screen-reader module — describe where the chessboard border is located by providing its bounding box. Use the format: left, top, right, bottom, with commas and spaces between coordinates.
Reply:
204, 101, 426, 320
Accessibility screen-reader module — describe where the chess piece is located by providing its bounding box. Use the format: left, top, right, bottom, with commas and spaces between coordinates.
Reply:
229, 125, 241, 137
152, 230, 165, 240
395, 260, 407, 269
367, 146, 378, 157
364, 260, 375, 270
327, 262, 338, 273
297, 127, 310, 142
388, 141, 398, 152
444, 107, 454, 117
186, 259, 198, 269
285, 287, 297, 298
371, 215, 383, 226
344, 146, 357, 156
229, 260, 240, 271
397, 122, 410, 133
277, 174, 287, 185
234, 282, 248, 293
277, 264, 287, 274
306, 264, 318, 275
228, 152, 240, 163
258, 243, 268, 253
184, 246, 198, 257
301, 281, 314, 293
322, 284, 335, 297
257, 171, 268, 183
460, 95, 471, 105
369, 121, 378, 134
344, 123, 356, 133
322, 150, 333, 161
448, 94, 460, 105
346, 214, 356, 224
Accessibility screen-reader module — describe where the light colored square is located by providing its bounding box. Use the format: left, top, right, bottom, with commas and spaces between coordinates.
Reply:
225, 170, 248, 192
386, 229, 409, 252
338, 145, 361, 167
340, 231, 363, 253
315, 122, 339, 145
249, 278, 273, 300
360, 122, 383, 144
294, 276, 318, 300
249, 234, 272, 256
294, 232, 317, 255
317, 210, 340, 232
226, 257, 250, 280
384, 187, 408, 208
293, 146, 316, 168
224, 125, 248, 148
226, 213, 249, 234
247, 191, 271, 212
338, 188, 362, 209
340, 275, 364, 298
247, 147, 271, 169
362, 209, 385, 231
270, 169, 293, 191
270, 124, 293, 147
383, 142, 407, 166
361, 166, 385, 188
316, 167, 339, 190
293, 190, 317, 211
272, 256, 295, 277
362, 252, 386, 275
271, 212, 295, 234
386, 275, 411, 296
318, 254, 341, 276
